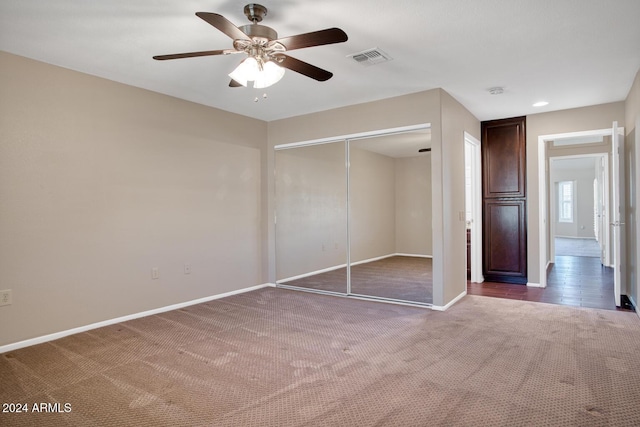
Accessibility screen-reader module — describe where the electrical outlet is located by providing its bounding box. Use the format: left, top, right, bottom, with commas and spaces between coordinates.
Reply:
184, 264, 191, 275
0, 289, 12, 307
151, 268, 159, 280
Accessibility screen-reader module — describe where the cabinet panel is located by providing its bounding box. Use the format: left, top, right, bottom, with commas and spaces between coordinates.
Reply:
482, 117, 526, 198
483, 199, 527, 283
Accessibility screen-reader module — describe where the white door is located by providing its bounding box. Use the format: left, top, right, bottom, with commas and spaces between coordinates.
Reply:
464, 133, 483, 283
595, 156, 608, 265
611, 122, 625, 307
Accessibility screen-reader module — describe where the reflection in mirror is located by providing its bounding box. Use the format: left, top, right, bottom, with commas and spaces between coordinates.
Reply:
275, 141, 348, 294
349, 130, 433, 303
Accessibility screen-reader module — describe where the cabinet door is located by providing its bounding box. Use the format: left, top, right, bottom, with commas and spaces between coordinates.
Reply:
483, 199, 527, 283
482, 117, 526, 198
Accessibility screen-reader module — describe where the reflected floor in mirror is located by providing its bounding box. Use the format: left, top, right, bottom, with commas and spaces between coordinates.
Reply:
280, 256, 433, 304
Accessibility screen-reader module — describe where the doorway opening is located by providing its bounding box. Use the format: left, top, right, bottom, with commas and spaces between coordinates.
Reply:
549, 154, 609, 264
537, 123, 625, 307
464, 132, 483, 283
547, 153, 615, 308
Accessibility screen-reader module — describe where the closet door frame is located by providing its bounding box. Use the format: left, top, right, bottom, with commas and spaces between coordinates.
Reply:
274, 123, 431, 305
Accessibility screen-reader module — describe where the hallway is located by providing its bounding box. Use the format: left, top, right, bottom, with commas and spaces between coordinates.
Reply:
544, 255, 615, 309
468, 256, 623, 311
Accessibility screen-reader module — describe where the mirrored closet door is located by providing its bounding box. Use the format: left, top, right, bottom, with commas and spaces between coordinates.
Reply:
275, 141, 348, 294
275, 127, 432, 305
348, 131, 433, 304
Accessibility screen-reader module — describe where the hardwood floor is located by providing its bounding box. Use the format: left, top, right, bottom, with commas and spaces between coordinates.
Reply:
468, 255, 633, 311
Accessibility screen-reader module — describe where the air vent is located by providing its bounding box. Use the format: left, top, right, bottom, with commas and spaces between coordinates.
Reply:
348, 48, 392, 66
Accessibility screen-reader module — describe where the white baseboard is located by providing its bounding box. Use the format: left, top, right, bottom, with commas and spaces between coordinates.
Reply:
277, 263, 348, 283
394, 253, 433, 259
0, 283, 274, 354
431, 290, 467, 311
351, 253, 432, 265
350, 253, 396, 266
527, 282, 545, 288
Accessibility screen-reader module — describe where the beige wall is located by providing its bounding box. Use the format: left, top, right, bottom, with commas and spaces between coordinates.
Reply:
0, 52, 267, 347
395, 155, 432, 255
350, 147, 396, 262
526, 102, 626, 285
439, 91, 482, 304
624, 68, 640, 308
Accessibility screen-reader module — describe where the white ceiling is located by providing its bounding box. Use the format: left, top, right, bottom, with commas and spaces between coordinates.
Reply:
551, 156, 598, 171
553, 135, 604, 146
351, 129, 432, 158
1, 0, 639, 122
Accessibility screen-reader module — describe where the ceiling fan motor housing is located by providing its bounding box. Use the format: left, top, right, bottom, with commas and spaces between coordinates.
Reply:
244, 4, 268, 23
239, 24, 278, 41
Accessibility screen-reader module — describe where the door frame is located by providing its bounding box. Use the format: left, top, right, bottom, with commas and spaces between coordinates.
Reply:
464, 132, 483, 283
611, 121, 625, 307
537, 126, 623, 294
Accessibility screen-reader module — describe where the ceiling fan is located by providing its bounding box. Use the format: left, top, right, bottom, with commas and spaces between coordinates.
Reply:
153, 3, 348, 89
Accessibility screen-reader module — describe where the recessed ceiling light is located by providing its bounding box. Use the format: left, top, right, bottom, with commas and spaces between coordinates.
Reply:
533, 101, 549, 107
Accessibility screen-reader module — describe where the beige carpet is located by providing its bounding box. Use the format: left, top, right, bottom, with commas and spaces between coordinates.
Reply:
2, 288, 640, 426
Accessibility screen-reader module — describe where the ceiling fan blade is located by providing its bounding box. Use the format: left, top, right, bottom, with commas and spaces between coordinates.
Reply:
274, 28, 348, 51
196, 12, 250, 41
153, 49, 235, 60
229, 79, 243, 87
279, 55, 333, 81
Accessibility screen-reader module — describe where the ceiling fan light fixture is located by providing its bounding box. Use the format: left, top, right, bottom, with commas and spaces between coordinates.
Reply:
228, 57, 259, 87
229, 57, 285, 88
254, 60, 285, 88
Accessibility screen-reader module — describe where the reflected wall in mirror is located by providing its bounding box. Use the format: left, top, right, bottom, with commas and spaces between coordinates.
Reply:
349, 130, 433, 303
275, 141, 348, 294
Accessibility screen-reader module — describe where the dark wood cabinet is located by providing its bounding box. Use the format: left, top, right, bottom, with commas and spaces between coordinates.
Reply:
481, 116, 527, 284
483, 117, 526, 198
483, 199, 527, 283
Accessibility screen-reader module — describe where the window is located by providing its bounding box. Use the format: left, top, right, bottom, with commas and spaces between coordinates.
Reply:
558, 181, 574, 223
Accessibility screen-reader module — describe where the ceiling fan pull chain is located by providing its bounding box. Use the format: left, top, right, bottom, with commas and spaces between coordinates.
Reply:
253, 93, 268, 103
